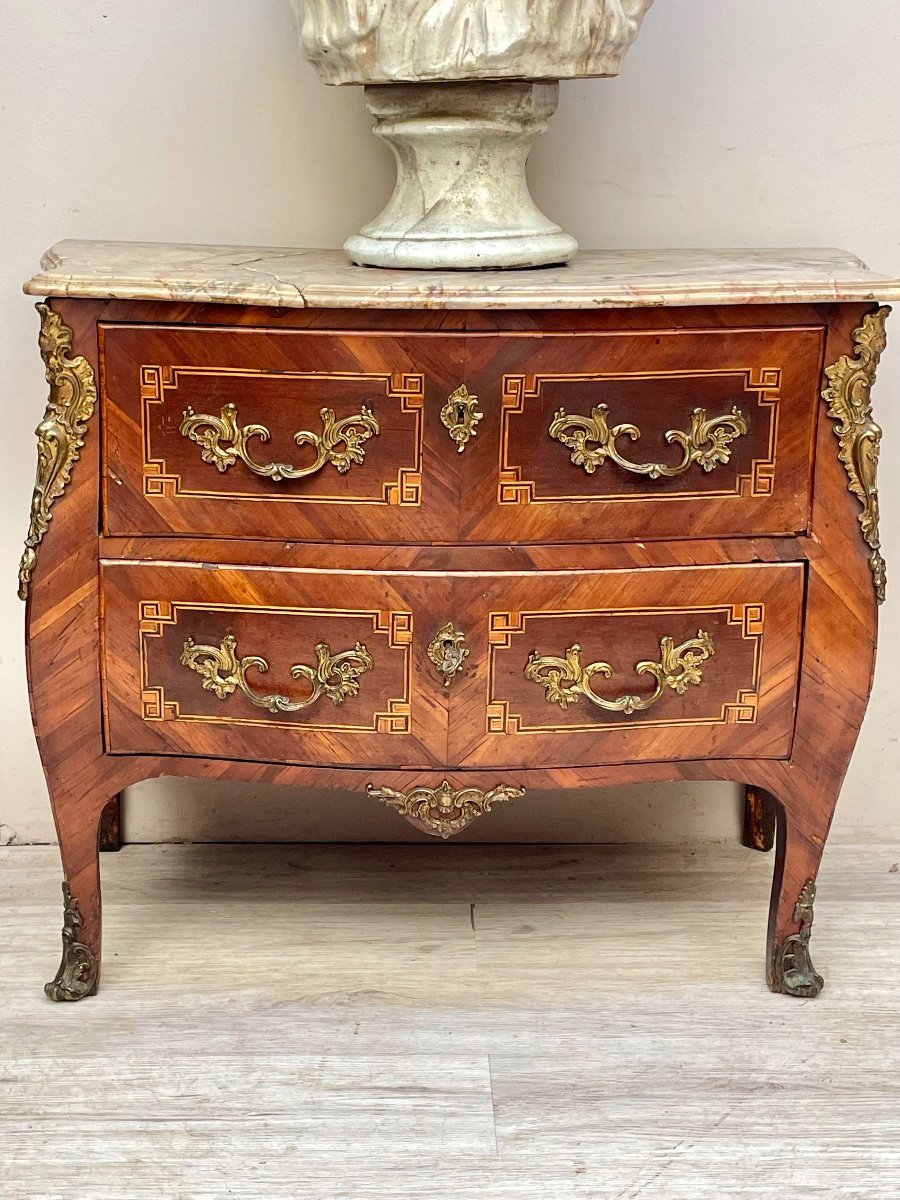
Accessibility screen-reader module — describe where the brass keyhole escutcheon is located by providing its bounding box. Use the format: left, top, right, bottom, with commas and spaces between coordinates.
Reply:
427, 622, 469, 687
441, 385, 483, 453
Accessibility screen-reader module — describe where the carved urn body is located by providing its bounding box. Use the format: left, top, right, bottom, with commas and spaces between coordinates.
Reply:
292, 0, 655, 269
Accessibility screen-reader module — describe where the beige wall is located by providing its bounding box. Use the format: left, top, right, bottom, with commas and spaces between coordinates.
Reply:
2, 0, 899, 845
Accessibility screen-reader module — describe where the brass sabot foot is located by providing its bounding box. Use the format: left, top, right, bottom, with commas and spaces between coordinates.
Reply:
769, 880, 824, 998
44, 882, 98, 1002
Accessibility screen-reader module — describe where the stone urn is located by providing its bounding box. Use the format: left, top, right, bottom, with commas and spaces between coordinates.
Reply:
292, 0, 656, 269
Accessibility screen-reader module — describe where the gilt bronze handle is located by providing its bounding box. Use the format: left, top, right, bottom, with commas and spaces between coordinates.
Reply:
427, 622, 469, 686
525, 629, 715, 715
180, 402, 380, 482
180, 634, 373, 714
548, 404, 747, 479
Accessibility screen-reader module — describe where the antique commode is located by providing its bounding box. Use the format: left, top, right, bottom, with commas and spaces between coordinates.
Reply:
20, 241, 900, 1001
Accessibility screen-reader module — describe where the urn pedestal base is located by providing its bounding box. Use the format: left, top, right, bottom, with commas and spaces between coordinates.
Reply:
345, 81, 578, 270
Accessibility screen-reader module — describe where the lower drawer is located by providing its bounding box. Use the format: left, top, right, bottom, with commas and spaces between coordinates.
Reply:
100, 561, 449, 768
101, 558, 804, 770
449, 561, 805, 768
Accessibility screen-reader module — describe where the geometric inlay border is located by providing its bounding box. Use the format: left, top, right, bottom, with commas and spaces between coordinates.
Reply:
141, 366, 424, 507
498, 368, 781, 506
486, 603, 764, 734
139, 600, 413, 734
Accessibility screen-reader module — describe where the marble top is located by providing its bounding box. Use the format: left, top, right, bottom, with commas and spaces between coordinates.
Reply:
24, 241, 900, 310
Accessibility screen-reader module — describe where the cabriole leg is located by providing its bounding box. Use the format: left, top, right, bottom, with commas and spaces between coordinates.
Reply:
742, 784, 776, 852
766, 792, 829, 998
99, 795, 122, 852
45, 793, 108, 1001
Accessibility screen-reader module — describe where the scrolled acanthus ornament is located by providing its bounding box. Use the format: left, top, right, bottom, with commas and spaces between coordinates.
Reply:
19, 305, 98, 600
822, 305, 891, 603
367, 779, 525, 838
770, 879, 824, 998
44, 882, 99, 1002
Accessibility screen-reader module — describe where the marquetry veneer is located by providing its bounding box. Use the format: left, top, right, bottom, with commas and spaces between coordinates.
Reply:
19, 243, 899, 1002
100, 318, 821, 543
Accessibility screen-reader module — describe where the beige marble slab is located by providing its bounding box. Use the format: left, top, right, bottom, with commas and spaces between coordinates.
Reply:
24, 240, 900, 310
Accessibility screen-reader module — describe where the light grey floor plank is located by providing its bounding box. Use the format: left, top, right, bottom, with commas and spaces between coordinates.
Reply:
2, 842, 899, 1200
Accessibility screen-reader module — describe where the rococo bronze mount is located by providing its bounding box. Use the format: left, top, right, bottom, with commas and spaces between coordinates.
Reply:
18, 238, 900, 1002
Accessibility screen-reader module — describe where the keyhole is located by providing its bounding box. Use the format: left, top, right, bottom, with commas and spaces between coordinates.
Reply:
456, 403, 466, 424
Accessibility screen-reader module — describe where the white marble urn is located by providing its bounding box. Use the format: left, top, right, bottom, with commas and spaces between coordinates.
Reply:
292, 0, 655, 270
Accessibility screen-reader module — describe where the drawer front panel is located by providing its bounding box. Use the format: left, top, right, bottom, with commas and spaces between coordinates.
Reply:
101, 324, 465, 541
461, 325, 824, 542
101, 562, 451, 766
448, 563, 804, 767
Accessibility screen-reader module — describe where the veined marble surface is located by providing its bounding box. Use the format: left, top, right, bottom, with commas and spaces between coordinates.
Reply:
24, 241, 900, 310
294, 0, 655, 85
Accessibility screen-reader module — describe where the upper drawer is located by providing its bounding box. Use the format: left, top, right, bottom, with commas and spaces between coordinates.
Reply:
100, 318, 826, 545
460, 323, 825, 542
100, 323, 465, 541
101, 554, 803, 772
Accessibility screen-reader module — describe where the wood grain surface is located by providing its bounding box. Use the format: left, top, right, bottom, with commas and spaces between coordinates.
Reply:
98, 311, 825, 545
99, 558, 803, 770
101, 322, 459, 542
101, 560, 442, 767
461, 321, 823, 543
454, 561, 804, 766
4, 841, 899, 1199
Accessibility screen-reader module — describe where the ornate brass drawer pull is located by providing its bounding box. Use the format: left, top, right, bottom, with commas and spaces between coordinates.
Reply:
548, 404, 748, 479
427, 621, 469, 686
367, 779, 525, 839
441, 384, 483, 453
525, 629, 715, 715
180, 634, 373, 713
180, 402, 380, 482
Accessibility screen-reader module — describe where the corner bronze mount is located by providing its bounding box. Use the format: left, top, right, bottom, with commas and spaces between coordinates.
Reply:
822, 305, 891, 604
770, 879, 824, 998
19, 304, 98, 601
45, 882, 99, 1002
367, 780, 525, 838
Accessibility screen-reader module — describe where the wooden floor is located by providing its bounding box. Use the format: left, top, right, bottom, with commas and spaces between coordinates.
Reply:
2, 841, 899, 1199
